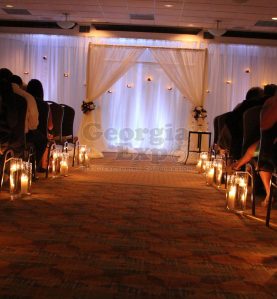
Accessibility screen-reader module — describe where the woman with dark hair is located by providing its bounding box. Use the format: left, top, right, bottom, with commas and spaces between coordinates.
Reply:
26, 78, 53, 131
26, 79, 44, 103
27, 79, 53, 172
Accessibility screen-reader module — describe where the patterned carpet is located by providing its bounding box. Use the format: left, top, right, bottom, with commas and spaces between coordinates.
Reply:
0, 153, 276, 299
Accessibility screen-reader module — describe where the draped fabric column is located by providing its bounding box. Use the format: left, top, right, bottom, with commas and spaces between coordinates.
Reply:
78, 44, 145, 157
150, 47, 208, 159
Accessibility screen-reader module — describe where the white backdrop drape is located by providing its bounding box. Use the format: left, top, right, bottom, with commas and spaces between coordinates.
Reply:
1, 34, 277, 156
94, 49, 192, 153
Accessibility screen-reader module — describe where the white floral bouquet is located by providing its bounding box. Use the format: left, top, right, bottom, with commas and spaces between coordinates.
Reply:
192, 106, 207, 121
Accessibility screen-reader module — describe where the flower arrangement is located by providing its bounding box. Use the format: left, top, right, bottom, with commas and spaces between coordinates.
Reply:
81, 101, 96, 114
192, 106, 207, 121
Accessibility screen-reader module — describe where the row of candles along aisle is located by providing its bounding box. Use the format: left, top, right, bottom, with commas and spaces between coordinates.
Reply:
196, 152, 250, 212
9, 144, 90, 200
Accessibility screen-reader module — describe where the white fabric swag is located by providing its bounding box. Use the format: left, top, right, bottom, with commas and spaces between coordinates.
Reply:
86, 44, 145, 101
78, 43, 207, 155
150, 48, 207, 107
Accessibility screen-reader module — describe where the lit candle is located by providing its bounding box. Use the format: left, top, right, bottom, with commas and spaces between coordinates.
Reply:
207, 167, 214, 185
239, 178, 246, 187
10, 176, 15, 191
228, 185, 236, 209
78, 146, 87, 166
79, 153, 84, 164
202, 160, 207, 171
60, 160, 68, 176
10, 164, 18, 173
200, 152, 208, 160
196, 159, 202, 172
85, 153, 89, 165
216, 167, 222, 186
238, 178, 247, 209
21, 174, 28, 194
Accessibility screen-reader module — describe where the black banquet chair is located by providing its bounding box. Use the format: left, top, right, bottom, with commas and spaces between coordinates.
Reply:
45, 101, 64, 178
60, 104, 78, 166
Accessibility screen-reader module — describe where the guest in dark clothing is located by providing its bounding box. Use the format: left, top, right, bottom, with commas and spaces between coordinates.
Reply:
0, 69, 21, 147
27, 79, 53, 171
0, 79, 18, 145
26, 79, 44, 103
225, 86, 264, 159
0, 68, 47, 171
232, 95, 277, 206
10, 74, 24, 87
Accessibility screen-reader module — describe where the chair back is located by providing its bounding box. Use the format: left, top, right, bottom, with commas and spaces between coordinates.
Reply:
242, 105, 262, 156
60, 104, 75, 139
46, 101, 63, 142
36, 101, 50, 138
217, 112, 232, 150
257, 123, 277, 172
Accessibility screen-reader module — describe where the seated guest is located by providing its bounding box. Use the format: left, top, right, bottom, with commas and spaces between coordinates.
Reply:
233, 94, 277, 207
0, 69, 22, 148
0, 78, 18, 146
10, 74, 39, 133
26, 78, 53, 132
225, 86, 264, 159
9, 73, 47, 172
27, 79, 53, 170
26, 79, 44, 103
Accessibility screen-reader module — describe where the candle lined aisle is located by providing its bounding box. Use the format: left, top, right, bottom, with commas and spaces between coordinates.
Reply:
3, 141, 92, 202
195, 151, 253, 216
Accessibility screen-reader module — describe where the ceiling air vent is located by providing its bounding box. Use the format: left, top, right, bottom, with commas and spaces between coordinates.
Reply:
129, 14, 154, 20
255, 20, 277, 27
2, 8, 31, 15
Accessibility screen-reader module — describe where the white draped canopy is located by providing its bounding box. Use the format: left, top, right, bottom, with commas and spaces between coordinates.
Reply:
78, 43, 207, 154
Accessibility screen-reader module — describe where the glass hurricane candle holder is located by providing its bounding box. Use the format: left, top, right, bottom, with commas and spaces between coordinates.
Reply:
52, 149, 62, 177
78, 145, 87, 167
60, 152, 69, 176
214, 158, 224, 188
85, 147, 91, 168
235, 171, 249, 211
226, 172, 249, 212
205, 161, 214, 185
21, 161, 32, 196
10, 158, 22, 200
200, 152, 208, 172
226, 174, 236, 211
196, 158, 202, 173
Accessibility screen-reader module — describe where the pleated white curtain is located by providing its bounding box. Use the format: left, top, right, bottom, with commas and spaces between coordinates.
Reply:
78, 44, 145, 156
85, 44, 145, 101
150, 48, 207, 107
99, 49, 191, 153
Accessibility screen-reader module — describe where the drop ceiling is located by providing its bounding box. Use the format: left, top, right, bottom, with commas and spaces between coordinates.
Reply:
0, 0, 276, 38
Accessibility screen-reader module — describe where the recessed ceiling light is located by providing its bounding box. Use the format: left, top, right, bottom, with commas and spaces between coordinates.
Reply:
5, 4, 14, 8
272, 17, 277, 20
164, 4, 173, 8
